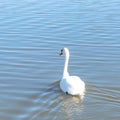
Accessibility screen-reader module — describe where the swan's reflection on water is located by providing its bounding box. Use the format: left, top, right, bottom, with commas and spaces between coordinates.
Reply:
59, 95, 84, 120
46, 80, 85, 120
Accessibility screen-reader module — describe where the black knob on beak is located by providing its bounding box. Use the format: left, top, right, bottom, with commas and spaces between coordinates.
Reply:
59, 49, 63, 55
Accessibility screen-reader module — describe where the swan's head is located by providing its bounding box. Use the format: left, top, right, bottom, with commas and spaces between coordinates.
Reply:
59, 48, 69, 57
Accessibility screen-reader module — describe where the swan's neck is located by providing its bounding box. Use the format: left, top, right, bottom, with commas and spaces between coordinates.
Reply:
63, 52, 69, 78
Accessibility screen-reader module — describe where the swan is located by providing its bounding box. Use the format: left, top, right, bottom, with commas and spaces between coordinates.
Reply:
59, 48, 85, 96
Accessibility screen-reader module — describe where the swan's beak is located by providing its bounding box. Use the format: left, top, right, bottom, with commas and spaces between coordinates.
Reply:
59, 49, 63, 55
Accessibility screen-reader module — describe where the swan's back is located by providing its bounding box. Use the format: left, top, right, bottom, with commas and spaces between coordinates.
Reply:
60, 76, 85, 95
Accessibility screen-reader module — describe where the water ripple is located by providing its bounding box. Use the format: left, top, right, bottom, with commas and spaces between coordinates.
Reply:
0, 0, 120, 120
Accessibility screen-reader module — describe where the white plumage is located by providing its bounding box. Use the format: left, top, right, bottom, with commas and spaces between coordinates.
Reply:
59, 48, 85, 96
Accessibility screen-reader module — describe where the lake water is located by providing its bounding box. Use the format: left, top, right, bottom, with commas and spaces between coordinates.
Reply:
0, 0, 120, 120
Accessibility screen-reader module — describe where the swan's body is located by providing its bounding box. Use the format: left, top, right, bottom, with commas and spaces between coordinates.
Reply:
60, 48, 85, 96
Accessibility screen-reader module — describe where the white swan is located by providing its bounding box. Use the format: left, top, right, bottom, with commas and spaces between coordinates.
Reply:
59, 48, 85, 96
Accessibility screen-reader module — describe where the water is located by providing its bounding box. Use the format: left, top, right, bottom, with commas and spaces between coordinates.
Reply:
0, 0, 120, 120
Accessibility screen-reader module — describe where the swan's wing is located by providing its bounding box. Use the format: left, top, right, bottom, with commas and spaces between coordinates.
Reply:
69, 77, 85, 95
60, 76, 85, 95
60, 78, 69, 93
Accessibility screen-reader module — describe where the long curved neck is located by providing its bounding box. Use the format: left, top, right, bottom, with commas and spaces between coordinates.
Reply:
63, 52, 69, 78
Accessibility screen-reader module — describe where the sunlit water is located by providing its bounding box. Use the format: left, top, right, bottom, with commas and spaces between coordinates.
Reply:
0, 0, 120, 120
